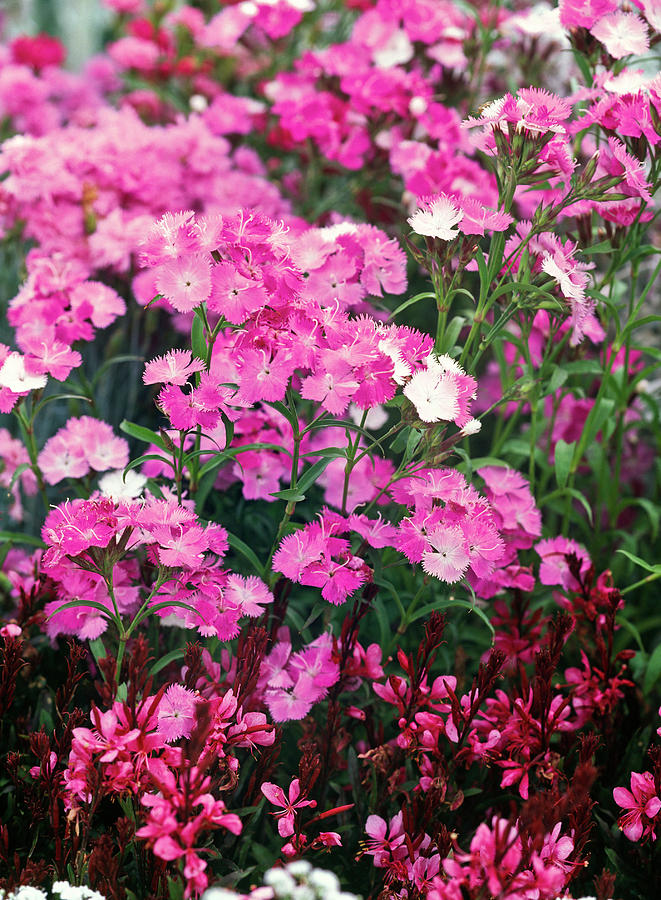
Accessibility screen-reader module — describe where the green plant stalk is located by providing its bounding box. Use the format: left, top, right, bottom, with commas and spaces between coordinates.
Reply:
266, 389, 302, 582
341, 409, 369, 515
14, 398, 49, 512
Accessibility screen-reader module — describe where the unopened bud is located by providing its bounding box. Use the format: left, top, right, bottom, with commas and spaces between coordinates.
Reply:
581, 150, 599, 186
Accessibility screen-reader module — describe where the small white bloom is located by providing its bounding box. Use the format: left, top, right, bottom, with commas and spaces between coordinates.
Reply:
373, 29, 414, 68
201, 889, 243, 900
409, 96, 427, 116
189, 94, 208, 113
307, 869, 340, 892
348, 403, 388, 430
263, 869, 297, 895
0, 353, 48, 392
291, 887, 315, 900
98, 468, 147, 500
285, 860, 312, 879
407, 196, 462, 241
238, 1, 259, 16
403, 366, 460, 424
10, 889, 48, 900
460, 417, 482, 436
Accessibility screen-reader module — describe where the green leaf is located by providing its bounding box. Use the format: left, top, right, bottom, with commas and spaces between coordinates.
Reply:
33, 393, 92, 416
554, 439, 575, 490
123, 454, 175, 477
617, 549, 661, 575
88, 637, 107, 665
545, 367, 568, 395
269, 488, 306, 502
403, 428, 423, 463
644, 644, 661, 694
303, 446, 347, 459
623, 498, 660, 541
389, 290, 436, 319
438, 315, 467, 354
92, 355, 143, 389
561, 359, 603, 375
227, 531, 266, 579
296, 455, 340, 494
120, 420, 168, 450
46, 599, 118, 622
191, 309, 207, 362
0, 531, 47, 548
8, 462, 31, 491
149, 648, 185, 676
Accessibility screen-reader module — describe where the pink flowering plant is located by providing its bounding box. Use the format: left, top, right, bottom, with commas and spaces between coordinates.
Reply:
1, 2, 661, 899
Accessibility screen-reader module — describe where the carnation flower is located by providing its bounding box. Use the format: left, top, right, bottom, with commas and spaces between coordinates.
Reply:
407, 195, 462, 240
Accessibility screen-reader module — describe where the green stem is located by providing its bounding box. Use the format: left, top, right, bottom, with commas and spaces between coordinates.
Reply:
341, 411, 368, 515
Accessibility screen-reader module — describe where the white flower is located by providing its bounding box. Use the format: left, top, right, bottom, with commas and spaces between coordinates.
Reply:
98, 469, 147, 500
307, 869, 340, 892
52, 884, 105, 900
348, 403, 388, 430
286, 861, 312, 880
0, 353, 48, 392
460, 417, 482, 436
373, 29, 414, 68
407, 196, 462, 241
403, 364, 460, 424
263, 869, 297, 895
290, 887, 315, 900
189, 94, 208, 113
409, 96, 427, 116
200, 888, 242, 900
8, 890, 48, 900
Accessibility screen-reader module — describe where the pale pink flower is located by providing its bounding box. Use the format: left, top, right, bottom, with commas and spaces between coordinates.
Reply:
157, 684, 199, 742
591, 12, 650, 58
156, 255, 212, 313
143, 350, 206, 386
422, 526, 470, 583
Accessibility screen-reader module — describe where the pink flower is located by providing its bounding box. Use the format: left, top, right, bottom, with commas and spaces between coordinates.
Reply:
143, 350, 206, 386
261, 778, 316, 837
591, 13, 650, 59
614, 771, 661, 841
422, 525, 470, 583
151, 524, 209, 568
155, 255, 212, 313
362, 812, 407, 867
157, 684, 199, 742
536, 536, 591, 591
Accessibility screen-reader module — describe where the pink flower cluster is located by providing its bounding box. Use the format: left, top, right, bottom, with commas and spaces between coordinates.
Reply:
38, 417, 129, 486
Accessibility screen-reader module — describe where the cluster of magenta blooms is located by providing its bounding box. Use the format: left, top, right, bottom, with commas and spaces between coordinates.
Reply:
1, 0, 661, 898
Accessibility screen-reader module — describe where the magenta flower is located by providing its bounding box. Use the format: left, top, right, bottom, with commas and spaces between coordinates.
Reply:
614, 771, 661, 842
260, 777, 316, 837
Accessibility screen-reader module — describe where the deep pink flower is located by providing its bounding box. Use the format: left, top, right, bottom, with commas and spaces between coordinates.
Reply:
261, 778, 316, 837
614, 771, 661, 841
